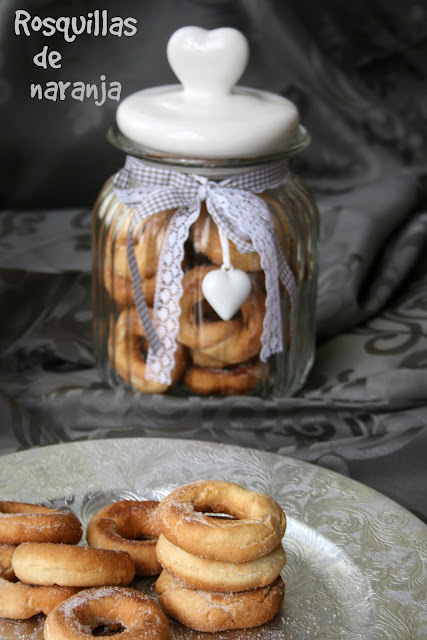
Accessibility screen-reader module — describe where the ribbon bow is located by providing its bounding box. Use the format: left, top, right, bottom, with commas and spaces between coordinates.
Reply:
113, 155, 296, 385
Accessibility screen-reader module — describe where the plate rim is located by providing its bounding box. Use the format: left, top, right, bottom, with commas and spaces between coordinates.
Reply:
1, 436, 426, 528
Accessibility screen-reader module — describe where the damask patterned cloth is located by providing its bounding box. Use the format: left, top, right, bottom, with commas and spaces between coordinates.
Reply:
0, 0, 426, 522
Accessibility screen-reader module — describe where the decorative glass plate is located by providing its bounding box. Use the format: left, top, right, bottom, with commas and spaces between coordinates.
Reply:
1, 438, 426, 639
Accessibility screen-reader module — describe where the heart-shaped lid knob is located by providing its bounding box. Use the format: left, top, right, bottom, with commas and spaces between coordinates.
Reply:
116, 26, 300, 158
167, 26, 249, 98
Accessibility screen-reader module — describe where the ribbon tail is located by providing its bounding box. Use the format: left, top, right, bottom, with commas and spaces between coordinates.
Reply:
275, 235, 298, 346
255, 239, 284, 360
253, 230, 298, 360
146, 202, 202, 384
121, 188, 195, 355
126, 222, 162, 353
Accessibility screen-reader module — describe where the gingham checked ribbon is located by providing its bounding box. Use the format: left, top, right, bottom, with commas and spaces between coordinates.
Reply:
113, 155, 296, 385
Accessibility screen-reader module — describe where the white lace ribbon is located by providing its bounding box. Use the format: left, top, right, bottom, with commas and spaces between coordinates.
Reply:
113, 155, 296, 385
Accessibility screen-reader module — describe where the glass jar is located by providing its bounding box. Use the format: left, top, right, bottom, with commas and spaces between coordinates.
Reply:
92, 126, 319, 397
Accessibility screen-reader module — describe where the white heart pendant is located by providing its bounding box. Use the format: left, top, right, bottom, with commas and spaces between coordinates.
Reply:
202, 268, 252, 321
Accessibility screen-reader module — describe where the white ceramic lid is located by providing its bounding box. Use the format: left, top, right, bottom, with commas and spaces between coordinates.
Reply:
116, 26, 300, 158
